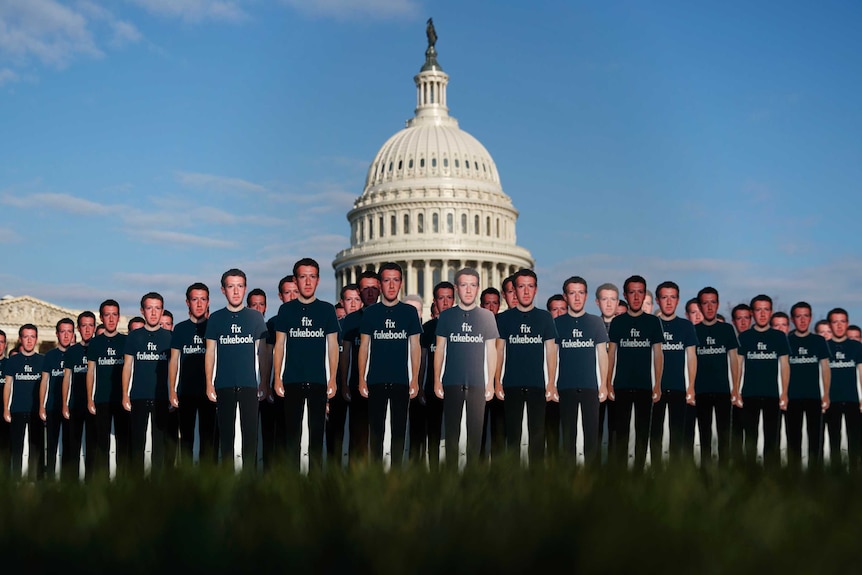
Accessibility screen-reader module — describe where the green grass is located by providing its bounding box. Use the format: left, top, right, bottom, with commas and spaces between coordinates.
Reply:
0, 462, 856, 573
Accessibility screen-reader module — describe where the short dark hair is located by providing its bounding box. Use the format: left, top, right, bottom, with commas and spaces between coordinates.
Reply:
546, 294, 565, 311
377, 262, 403, 279
221, 268, 246, 287
77, 311, 96, 327
501, 275, 514, 291
623, 275, 647, 295
99, 299, 120, 316
358, 270, 380, 283
292, 258, 320, 277
186, 282, 209, 299
56, 318, 75, 331
278, 275, 296, 293
595, 282, 618, 299
790, 301, 812, 317
513, 268, 537, 285
697, 286, 719, 304
480, 287, 500, 302
246, 288, 266, 306
815, 319, 830, 331
685, 298, 700, 313
340, 283, 360, 299
562, 276, 587, 294
771, 311, 789, 322
828, 308, 849, 323
732, 303, 751, 318
750, 294, 772, 309
128, 316, 145, 329
0, 329, 5, 339
849, 325, 862, 333
140, 292, 164, 309
19, 323, 38, 337
335, 302, 344, 309
162, 310, 173, 320
618, 300, 629, 310
655, 281, 679, 298
454, 267, 479, 285
433, 281, 455, 300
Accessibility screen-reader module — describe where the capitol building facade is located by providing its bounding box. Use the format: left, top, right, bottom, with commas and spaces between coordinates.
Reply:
332, 33, 534, 313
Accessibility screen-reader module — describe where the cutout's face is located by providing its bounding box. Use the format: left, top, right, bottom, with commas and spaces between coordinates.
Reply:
564, 283, 587, 314
100, 306, 119, 335
248, 295, 266, 316
435, 288, 455, 314
624, 282, 646, 313
380, 269, 403, 303
481, 294, 500, 315
732, 310, 752, 333
295, 266, 320, 300
222, 275, 247, 308
698, 294, 718, 323
340, 289, 362, 315
19, 328, 37, 353
596, 289, 618, 319
456, 275, 479, 307
657, 288, 679, 317
142, 298, 164, 329
187, 289, 210, 320
791, 308, 812, 333
57, 323, 75, 348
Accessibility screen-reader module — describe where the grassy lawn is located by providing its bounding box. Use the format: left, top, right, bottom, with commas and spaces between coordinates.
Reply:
0, 462, 855, 573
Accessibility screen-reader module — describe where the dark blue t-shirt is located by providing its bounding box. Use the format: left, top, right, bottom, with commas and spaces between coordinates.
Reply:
497, 307, 558, 389
555, 312, 609, 391
171, 319, 207, 396
88, 333, 127, 404
359, 302, 422, 386
609, 312, 665, 390
420, 318, 438, 394
436, 306, 499, 388
694, 322, 738, 395
787, 332, 830, 401
63, 342, 89, 411
827, 338, 862, 403
274, 299, 340, 386
205, 307, 268, 390
341, 309, 364, 390
659, 316, 699, 393
125, 327, 171, 400
5, 353, 44, 413
739, 328, 790, 398
41, 347, 66, 413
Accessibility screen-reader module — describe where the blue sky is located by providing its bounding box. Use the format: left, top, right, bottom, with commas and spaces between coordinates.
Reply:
1, 0, 861, 323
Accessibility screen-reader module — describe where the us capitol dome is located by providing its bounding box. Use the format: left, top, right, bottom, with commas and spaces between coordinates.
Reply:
332, 22, 534, 313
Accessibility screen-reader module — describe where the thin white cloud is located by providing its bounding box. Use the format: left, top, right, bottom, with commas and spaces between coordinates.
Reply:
110, 20, 143, 47
175, 171, 269, 194
0, 0, 102, 67
0, 192, 113, 214
0, 68, 19, 86
0, 227, 19, 242
126, 0, 249, 23
130, 229, 237, 248
280, 0, 420, 20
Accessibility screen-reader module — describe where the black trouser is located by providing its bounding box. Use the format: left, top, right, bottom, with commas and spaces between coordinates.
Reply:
742, 396, 781, 467
347, 387, 369, 466
599, 399, 616, 454
177, 394, 218, 466
130, 399, 172, 476
825, 401, 861, 471
409, 391, 444, 469
44, 410, 63, 479
695, 392, 732, 465
368, 383, 410, 467
480, 396, 506, 460
9, 411, 42, 480
559, 388, 600, 465
649, 390, 689, 465
443, 385, 487, 469
260, 395, 287, 471
612, 388, 652, 470
545, 401, 560, 460
215, 387, 259, 472
731, 405, 745, 464
325, 391, 348, 469
785, 398, 823, 470
503, 386, 547, 464
111, 402, 131, 478
283, 383, 327, 472
91, 403, 118, 480
60, 408, 87, 480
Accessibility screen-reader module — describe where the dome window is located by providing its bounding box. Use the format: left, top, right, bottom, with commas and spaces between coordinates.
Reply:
369, 217, 374, 239
465, 161, 470, 170
475, 161, 479, 170
398, 160, 403, 170
443, 158, 449, 168
432, 213, 439, 233
420, 158, 425, 168
403, 213, 410, 234
390, 215, 396, 236
388, 162, 393, 172
486, 216, 491, 236
483, 163, 487, 173
446, 213, 453, 233
379, 216, 385, 237
455, 159, 460, 168
474, 215, 480, 235
409, 159, 414, 169
432, 158, 437, 168
418, 213, 424, 233
496, 218, 500, 238
461, 213, 467, 234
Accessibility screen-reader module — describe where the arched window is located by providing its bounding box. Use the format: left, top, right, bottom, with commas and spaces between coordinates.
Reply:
474, 215, 480, 235
486, 216, 491, 236
432, 213, 439, 233
461, 213, 467, 234
368, 217, 374, 239
418, 213, 424, 233
391, 215, 397, 236
446, 213, 453, 233
379, 216, 385, 237
403, 213, 410, 234
496, 218, 500, 238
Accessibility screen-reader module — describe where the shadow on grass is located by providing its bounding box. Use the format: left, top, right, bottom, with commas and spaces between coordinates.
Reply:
0, 461, 857, 573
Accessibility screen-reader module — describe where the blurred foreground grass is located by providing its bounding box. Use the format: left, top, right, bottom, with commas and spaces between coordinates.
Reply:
0, 461, 855, 573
